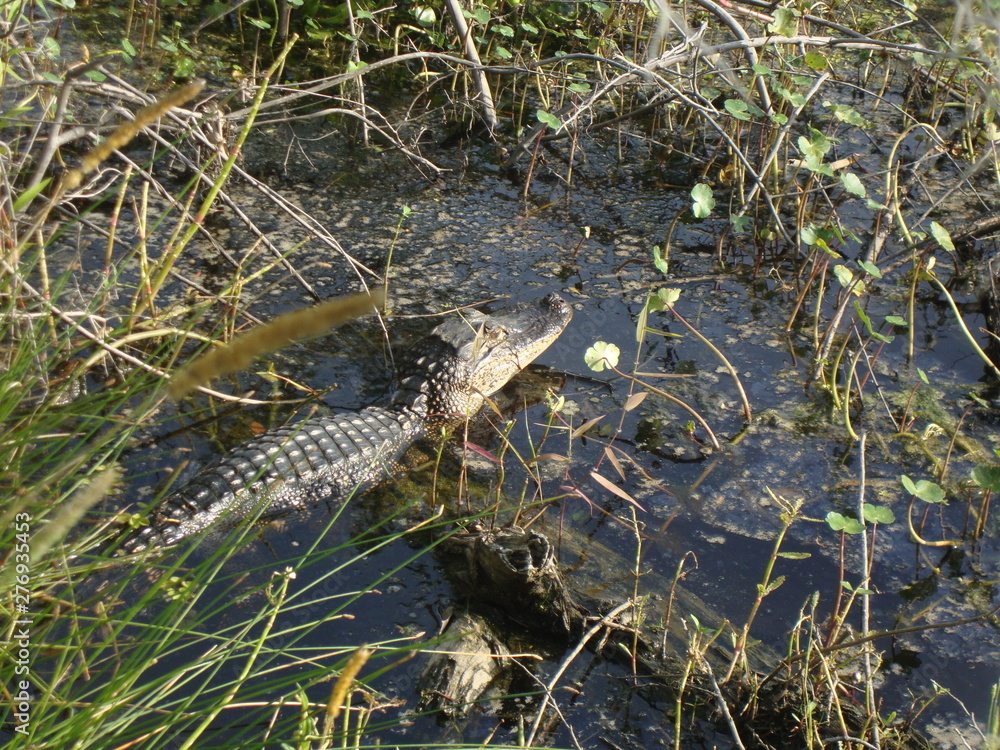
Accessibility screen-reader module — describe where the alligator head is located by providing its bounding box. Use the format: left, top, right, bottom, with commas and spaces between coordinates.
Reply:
392, 293, 573, 421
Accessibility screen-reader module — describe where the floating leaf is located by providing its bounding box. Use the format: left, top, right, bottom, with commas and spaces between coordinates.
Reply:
777, 85, 806, 107
691, 183, 715, 218
841, 172, 866, 197
778, 551, 812, 559
585, 341, 620, 372
900, 475, 946, 504
768, 7, 798, 36
827, 512, 864, 534
724, 99, 751, 121
885, 315, 907, 327
857, 260, 882, 278
805, 50, 827, 70
863, 503, 895, 524
930, 221, 955, 252
824, 101, 869, 128
536, 109, 561, 129
971, 465, 1000, 491
832, 265, 854, 288
731, 214, 751, 234
657, 287, 682, 306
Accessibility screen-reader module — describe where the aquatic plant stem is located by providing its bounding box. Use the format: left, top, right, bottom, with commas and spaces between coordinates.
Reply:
525, 600, 633, 747
856, 432, 880, 749
609, 364, 721, 450
665, 304, 752, 421
724, 489, 799, 682
442, 0, 499, 132
906, 495, 960, 547
841, 348, 863, 441
926, 271, 1000, 380
700, 652, 748, 750
344, 0, 370, 146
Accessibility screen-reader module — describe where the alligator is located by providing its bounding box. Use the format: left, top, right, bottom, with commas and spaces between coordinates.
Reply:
117, 293, 573, 553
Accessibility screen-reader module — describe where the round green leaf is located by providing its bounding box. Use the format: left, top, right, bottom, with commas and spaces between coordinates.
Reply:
841, 172, 866, 198
971, 465, 1000, 491
413, 5, 436, 26
900, 475, 946, 503
768, 7, 798, 36
585, 341, 620, 372
691, 183, 715, 218
724, 99, 751, 121
536, 110, 562, 129
657, 287, 682, 306
862, 503, 894, 524
930, 221, 955, 253
827, 511, 864, 534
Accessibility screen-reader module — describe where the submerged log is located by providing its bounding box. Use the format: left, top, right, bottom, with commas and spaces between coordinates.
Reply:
418, 611, 513, 719
423, 524, 935, 750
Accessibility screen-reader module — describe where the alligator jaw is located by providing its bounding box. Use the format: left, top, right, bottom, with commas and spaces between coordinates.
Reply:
465, 293, 573, 399
393, 293, 573, 419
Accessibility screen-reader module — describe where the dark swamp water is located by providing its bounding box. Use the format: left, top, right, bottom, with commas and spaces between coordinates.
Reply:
5, 20, 997, 738
56, 107, 999, 750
